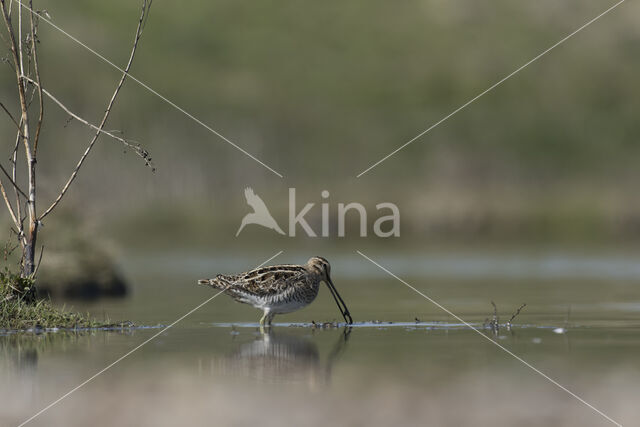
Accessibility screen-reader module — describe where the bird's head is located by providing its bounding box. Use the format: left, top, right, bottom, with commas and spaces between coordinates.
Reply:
307, 256, 353, 324
307, 256, 331, 280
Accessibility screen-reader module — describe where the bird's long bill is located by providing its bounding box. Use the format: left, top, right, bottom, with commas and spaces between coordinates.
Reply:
326, 275, 353, 324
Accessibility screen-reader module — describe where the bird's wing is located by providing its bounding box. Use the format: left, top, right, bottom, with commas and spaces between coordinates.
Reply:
233, 266, 307, 298
244, 187, 270, 213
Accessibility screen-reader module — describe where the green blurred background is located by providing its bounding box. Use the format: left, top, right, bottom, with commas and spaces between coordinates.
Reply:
2, 4, 640, 425
1, 0, 639, 249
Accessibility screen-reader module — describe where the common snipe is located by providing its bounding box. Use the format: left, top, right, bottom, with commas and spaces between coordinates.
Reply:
198, 256, 353, 328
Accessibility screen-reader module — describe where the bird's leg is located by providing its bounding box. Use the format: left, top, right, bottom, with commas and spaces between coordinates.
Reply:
266, 312, 276, 326
259, 311, 268, 334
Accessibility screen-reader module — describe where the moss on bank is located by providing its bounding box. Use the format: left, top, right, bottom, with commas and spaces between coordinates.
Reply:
1, 268, 129, 330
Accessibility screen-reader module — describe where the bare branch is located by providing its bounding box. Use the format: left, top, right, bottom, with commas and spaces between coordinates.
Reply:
17, 0, 25, 86
0, 99, 21, 131
1, 110, 27, 235
24, 77, 154, 164
11, 126, 23, 234
0, 2, 29, 129
0, 178, 20, 229
38, 0, 152, 221
32, 244, 44, 276
1, 0, 36, 237
0, 160, 27, 199
507, 303, 527, 327
28, 0, 42, 155
0, 158, 27, 238
491, 300, 498, 324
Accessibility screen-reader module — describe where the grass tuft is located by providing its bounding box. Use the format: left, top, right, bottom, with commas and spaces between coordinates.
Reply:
1, 267, 129, 330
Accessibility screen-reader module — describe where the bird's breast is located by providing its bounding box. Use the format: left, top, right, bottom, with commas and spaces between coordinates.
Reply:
265, 281, 320, 313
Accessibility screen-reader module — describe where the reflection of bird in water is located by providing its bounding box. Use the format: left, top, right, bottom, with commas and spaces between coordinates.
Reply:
216, 328, 351, 386
198, 256, 353, 332
235, 187, 285, 236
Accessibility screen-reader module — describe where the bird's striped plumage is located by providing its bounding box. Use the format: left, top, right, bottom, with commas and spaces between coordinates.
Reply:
198, 256, 352, 328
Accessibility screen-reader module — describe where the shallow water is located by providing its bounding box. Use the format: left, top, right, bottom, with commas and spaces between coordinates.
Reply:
2, 250, 640, 426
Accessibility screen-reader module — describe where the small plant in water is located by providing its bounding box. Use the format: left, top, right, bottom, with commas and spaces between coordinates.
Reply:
484, 302, 527, 334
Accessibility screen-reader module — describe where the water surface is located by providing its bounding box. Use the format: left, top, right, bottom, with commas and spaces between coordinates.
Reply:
2, 250, 639, 426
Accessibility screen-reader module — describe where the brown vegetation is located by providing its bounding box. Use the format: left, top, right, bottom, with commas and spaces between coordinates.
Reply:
0, 0, 152, 290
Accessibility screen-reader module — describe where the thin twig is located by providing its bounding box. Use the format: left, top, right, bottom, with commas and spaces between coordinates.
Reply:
0, 178, 20, 228
17, 0, 24, 88
491, 300, 499, 323
0, 161, 27, 198
507, 303, 527, 328
24, 77, 154, 167
0, 99, 21, 131
2, 110, 27, 238
1, 0, 36, 250
28, 0, 42, 155
484, 301, 500, 334
11, 127, 22, 232
38, 0, 152, 221
32, 244, 43, 276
